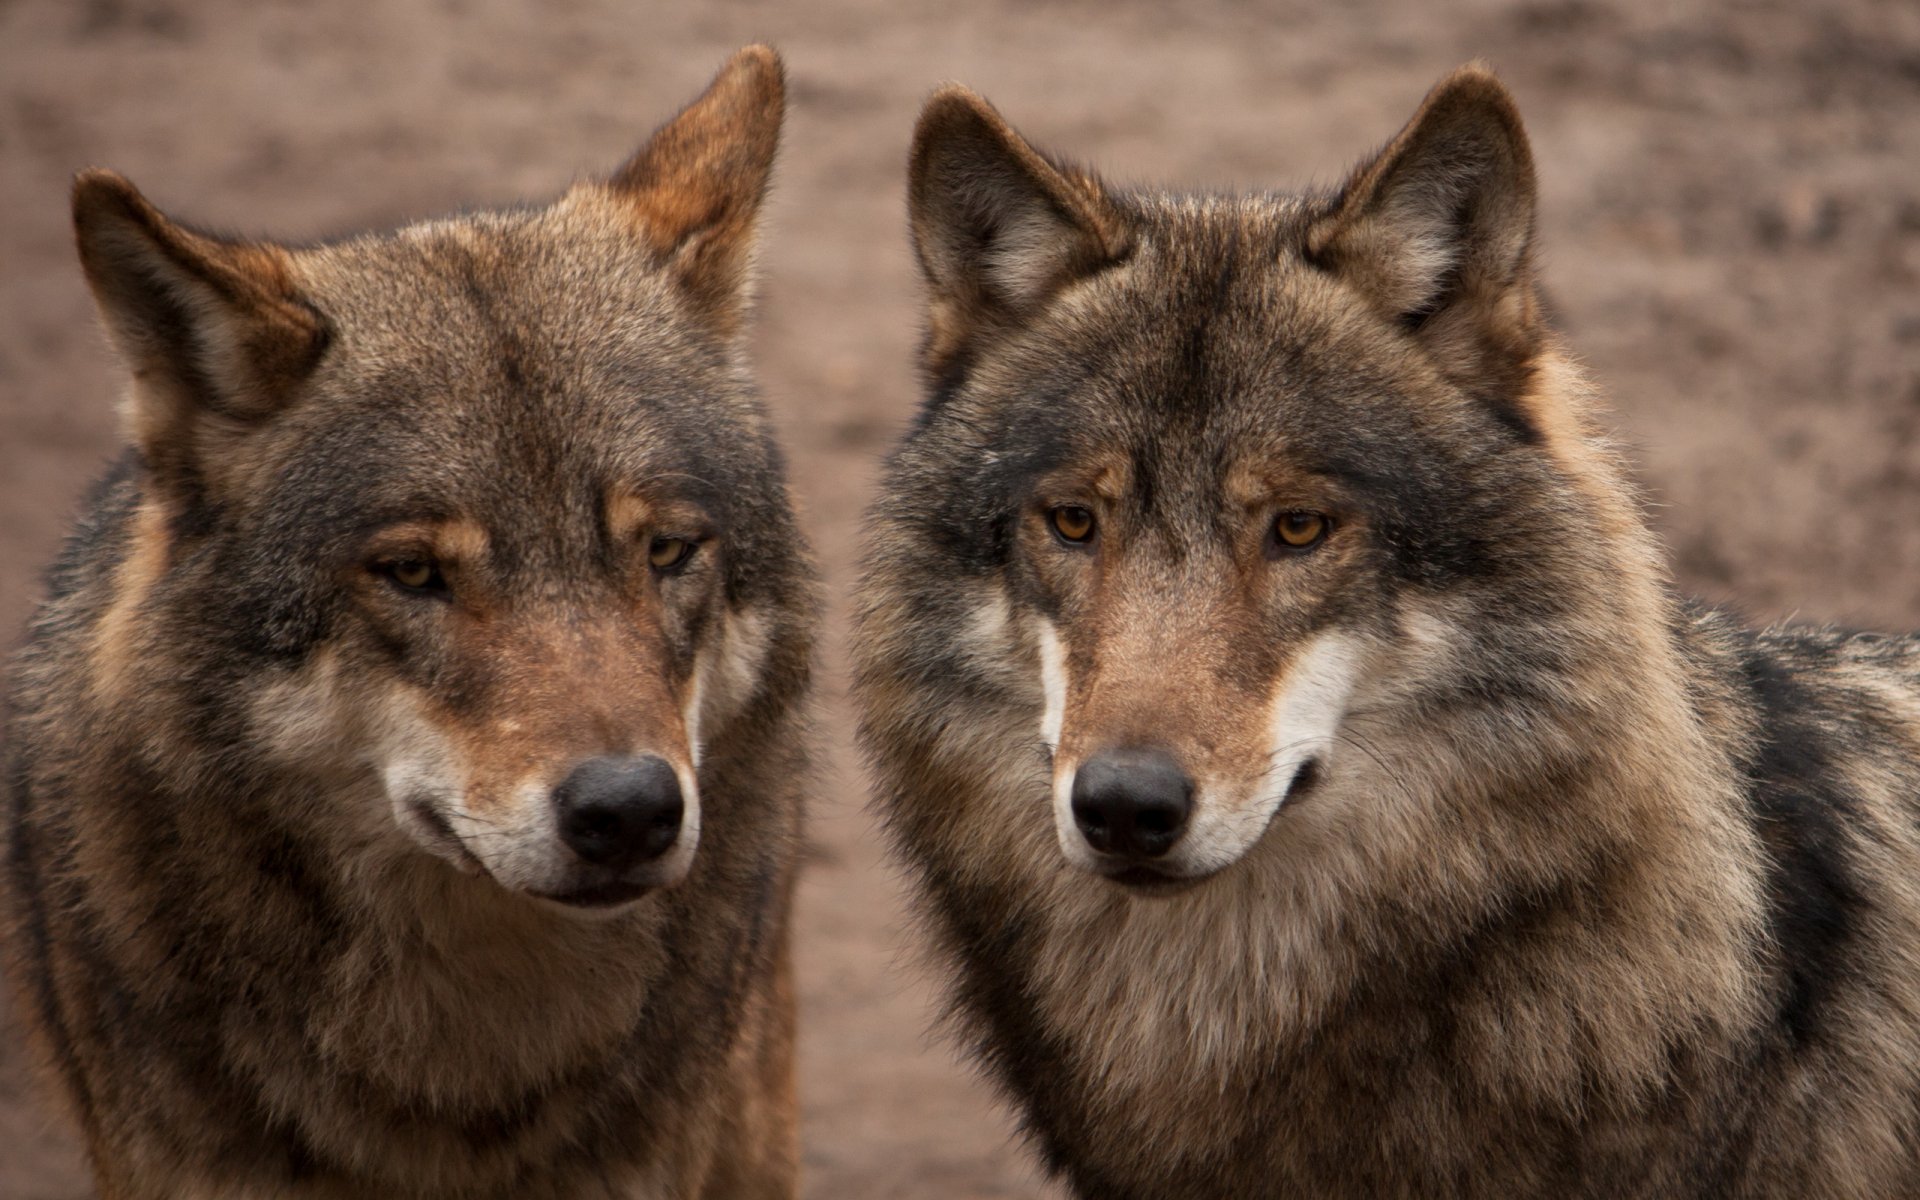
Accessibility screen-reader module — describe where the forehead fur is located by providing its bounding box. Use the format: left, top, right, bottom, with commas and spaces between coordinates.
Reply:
893, 190, 1560, 581
294, 198, 756, 422
247, 203, 773, 535
149, 195, 810, 666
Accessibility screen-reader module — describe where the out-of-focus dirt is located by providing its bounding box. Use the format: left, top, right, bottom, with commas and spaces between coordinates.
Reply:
2, 1, 1916, 1195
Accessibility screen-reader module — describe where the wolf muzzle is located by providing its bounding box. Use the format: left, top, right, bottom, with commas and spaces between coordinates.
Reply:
527, 752, 693, 908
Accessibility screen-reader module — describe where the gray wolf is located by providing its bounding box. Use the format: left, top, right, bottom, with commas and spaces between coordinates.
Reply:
852, 65, 1920, 1198
3, 44, 814, 1199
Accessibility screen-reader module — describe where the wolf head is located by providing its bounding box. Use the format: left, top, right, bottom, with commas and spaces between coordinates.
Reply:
866, 67, 1663, 894
71, 46, 806, 911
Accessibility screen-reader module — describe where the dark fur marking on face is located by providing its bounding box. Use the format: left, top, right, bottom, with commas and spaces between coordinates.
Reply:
1312, 452, 1501, 585
893, 412, 1076, 574
1287, 757, 1324, 803
1166, 234, 1238, 422
452, 245, 537, 401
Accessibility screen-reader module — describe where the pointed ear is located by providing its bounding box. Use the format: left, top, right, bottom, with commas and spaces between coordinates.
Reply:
908, 86, 1131, 372
73, 169, 329, 495
605, 44, 784, 337
1306, 66, 1542, 397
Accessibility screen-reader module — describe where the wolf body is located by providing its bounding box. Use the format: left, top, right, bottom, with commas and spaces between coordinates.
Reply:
3, 47, 813, 1199
853, 68, 1920, 1198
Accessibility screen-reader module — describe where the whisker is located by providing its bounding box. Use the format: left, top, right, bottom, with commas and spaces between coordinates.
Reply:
1259, 728, 1430, 819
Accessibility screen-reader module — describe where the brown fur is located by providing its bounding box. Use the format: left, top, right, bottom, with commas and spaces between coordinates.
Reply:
855, 66, 1920, 1197
5, 46, 814, 1199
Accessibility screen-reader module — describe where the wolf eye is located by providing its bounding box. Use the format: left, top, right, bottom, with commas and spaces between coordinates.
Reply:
378, 559, 448, 594
649, 537, 697, 572
1272, 512, 1330, 552
1049, 506, 1096, 545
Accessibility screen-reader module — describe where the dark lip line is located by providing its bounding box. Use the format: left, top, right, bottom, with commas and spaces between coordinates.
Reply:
1099, 866, 1209, 895
407, 800, 659, 908
1280, 757, 1324, 807
530, 882, 656, 908
409, 798, 492, 877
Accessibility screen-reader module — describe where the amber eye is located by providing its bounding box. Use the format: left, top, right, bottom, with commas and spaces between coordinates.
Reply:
1049, 505, 1096, 545
379, 559, 447, 594
1273, 511, 1330, 551
649, 537, 697, 572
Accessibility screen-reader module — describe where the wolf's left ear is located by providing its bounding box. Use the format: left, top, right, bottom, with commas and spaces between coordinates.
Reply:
1306, 66, 1541, 396
606, 44, 784, 337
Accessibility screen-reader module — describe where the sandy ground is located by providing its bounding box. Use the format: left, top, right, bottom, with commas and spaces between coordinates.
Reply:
2, 0, 1917, 1195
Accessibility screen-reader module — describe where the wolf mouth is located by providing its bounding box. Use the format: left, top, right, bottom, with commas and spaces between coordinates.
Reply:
408, 798, 490, 876
533, 881, 656, 909
1090, 755, 1325, 894
407, 798, 665, 908
1279, 757, 1324, 808
1099, 866, 1209, 895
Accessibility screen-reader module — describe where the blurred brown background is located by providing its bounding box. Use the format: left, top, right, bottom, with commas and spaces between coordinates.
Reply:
2, 0, 1917, 1195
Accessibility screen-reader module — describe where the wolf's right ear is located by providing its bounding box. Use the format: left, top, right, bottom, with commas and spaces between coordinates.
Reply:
73, 170, 329, 496
908, 88, 1131, 372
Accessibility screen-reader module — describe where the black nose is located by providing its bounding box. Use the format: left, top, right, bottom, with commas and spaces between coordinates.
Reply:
553, 755, 684, 870
1070, 747, 1194, 860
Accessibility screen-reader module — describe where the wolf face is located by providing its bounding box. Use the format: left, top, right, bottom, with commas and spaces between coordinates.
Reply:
71, 48, 793, 911
877, 69, 1570, 891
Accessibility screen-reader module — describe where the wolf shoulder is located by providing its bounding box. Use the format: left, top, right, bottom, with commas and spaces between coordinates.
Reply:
1687, 606, 1920, 765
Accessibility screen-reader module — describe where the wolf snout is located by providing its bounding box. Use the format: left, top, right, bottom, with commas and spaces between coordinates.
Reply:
1070, 747, 1194, 861
554, 755, 685, 871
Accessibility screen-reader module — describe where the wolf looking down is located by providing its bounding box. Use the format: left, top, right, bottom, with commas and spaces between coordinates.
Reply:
3, 45, 814, 1200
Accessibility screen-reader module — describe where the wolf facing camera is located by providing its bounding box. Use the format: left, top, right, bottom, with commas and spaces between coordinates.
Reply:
854, 66, 1920, 1198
